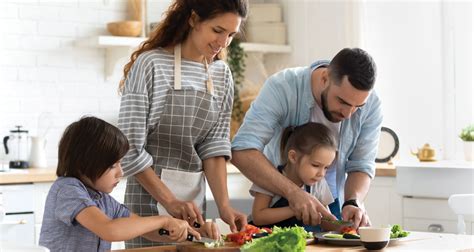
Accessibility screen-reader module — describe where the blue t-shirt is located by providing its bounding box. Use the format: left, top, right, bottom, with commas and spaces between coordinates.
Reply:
39, 177, 130, 252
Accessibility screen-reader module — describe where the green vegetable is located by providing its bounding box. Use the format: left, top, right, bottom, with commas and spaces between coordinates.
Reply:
241, 226, 308, 252
323, 233, 344, 239
390, 224, 410, 238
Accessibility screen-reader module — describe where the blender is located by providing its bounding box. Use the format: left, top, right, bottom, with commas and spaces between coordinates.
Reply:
3, 126, 30, 168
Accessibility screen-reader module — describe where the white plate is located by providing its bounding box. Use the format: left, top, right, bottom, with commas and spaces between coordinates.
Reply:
314, 232, 402, 246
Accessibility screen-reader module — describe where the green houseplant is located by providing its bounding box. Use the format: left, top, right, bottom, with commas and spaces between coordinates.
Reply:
227, 39, 247, 138
459, 124, 474, 161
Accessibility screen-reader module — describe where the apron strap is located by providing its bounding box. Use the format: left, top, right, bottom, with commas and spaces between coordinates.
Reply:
174, 44, 182, 90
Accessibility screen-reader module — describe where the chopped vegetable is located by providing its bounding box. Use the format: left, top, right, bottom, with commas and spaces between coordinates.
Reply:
390, 224, 410, 238
342, 233, 360, 239
240, 226, 309, 252
323, 233, 344, 239
204, 237, 225, 248
340, 226, 357, 235
225, 224, 265, 245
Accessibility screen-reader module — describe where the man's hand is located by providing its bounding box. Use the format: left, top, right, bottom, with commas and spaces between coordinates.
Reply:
218, 205, 248, 233
288, 189, 336, 225
163, 199, 205, 226
341, 205, 371, 229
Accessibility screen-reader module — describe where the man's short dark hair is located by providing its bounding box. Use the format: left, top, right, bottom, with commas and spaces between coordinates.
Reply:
328, 48, 376, 91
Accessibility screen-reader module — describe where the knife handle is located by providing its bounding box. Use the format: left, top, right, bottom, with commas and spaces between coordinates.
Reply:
186, 234, 193, 241
159, 228, 194, 241
159, 228, 169, 236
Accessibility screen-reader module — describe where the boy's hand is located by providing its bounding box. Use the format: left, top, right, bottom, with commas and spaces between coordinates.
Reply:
196, 221, 220, 240
163, 216, 201, 242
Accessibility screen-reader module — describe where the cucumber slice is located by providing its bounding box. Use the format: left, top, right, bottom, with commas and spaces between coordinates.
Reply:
323, 233, 344, 239
342, 233, 360, 239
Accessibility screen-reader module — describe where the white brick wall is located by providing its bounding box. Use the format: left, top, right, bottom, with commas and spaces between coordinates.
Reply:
0, 0, 129, 167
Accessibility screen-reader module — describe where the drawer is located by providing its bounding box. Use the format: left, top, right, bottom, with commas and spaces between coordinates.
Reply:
1, 213, 35, 244
403, 197, 457, 221
404, 217, 470, 234
0, 184, 35, 213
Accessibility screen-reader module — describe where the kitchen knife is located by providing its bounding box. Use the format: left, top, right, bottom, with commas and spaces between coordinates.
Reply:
320, 217, 354, 227
158, 228, 218, 244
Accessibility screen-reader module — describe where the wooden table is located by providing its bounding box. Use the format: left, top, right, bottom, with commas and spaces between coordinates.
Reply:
112, 232, 474, 251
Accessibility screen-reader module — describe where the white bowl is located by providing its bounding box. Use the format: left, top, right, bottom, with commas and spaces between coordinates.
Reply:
358, 227, 391, 250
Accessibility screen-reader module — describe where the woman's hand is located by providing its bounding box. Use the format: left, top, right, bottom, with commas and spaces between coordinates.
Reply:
196, 221, 220, 240
162, 216, 201, 242
163, 199, 205, 226
219, 205, 248, 233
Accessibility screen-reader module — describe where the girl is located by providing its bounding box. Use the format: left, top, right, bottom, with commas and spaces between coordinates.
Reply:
248, 122, 337, 230
118, 0, 248, 248
39, 116, 217, 252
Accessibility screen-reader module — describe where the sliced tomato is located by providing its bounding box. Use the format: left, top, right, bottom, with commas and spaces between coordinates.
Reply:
340, 226, 357, 235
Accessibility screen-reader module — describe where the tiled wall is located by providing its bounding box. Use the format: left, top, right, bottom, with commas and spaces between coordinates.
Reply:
0, 0, 130, 166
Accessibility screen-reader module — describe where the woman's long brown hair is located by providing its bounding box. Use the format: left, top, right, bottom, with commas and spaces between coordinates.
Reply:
119, 0, 248, 94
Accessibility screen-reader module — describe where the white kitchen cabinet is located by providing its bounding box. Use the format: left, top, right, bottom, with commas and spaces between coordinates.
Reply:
364, 176, 403, 227
0, 184, 36, 244
402, 197, 472, 234
33, 182, 53, 244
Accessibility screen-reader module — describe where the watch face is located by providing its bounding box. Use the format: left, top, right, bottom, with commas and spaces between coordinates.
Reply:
375, 127, 399, 163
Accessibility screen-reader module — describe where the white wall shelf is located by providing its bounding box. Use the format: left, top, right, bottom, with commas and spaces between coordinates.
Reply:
75, 35, 291, 80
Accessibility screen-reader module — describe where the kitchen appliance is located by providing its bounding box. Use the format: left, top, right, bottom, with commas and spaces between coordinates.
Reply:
3, 126, 29, 168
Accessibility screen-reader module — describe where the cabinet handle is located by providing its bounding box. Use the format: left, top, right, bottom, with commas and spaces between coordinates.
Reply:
0, 219, 27, 225
428, 224, 444, 233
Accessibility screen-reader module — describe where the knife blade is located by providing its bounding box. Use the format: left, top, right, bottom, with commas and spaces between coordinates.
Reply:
321, 217, 354, 227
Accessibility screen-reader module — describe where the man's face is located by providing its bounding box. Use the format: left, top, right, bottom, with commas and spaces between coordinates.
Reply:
321, 76, 371, 123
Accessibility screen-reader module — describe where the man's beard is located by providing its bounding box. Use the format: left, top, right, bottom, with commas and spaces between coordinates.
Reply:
321, 88, 340, 123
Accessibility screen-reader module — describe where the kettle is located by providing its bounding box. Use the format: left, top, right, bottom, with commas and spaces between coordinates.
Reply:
411, 143, 436, 162
3, 126, 29, 168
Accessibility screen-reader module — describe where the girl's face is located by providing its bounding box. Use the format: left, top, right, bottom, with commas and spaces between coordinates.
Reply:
290, 147, 336, 186
90, 161, 123, 194
188, 12, 241, 59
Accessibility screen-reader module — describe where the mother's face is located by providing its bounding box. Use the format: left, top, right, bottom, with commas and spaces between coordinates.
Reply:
189, 12, 242, 60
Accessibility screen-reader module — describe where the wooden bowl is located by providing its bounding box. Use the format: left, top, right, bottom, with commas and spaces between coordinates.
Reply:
107, 21, 142, 37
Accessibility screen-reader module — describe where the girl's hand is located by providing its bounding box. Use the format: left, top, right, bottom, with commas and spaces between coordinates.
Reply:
196, 221, 220, 240
164, 199, 205, 226
219, 205, 248, 233
162, 216, 201, 242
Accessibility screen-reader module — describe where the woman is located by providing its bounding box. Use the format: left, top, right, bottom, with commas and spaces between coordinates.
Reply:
118, 0, 248, 248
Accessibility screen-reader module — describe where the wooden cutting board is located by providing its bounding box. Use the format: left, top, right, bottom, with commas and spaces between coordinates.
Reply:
176, 241, 240, 252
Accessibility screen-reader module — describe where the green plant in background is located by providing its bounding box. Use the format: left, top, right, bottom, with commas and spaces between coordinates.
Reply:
227, 39, 247, 124
459, 124, 474, 141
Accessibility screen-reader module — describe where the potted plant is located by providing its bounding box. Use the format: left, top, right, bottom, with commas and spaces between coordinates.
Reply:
227, 39, 247, 139
459, 124, 474, 161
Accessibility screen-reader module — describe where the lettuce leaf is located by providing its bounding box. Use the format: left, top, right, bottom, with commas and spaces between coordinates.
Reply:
240, 226, 308, 252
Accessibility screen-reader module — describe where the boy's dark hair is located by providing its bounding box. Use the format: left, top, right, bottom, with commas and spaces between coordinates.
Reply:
328, 48, 376, 91
56, 116, 129, 183
280, 122, 337, 164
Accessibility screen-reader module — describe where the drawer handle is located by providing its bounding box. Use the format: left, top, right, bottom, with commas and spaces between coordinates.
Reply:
428, 224, 444, 233
0, 219, 27, 225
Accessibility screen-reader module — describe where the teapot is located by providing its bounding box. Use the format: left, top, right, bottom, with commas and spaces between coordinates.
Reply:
411, 143, 436, 162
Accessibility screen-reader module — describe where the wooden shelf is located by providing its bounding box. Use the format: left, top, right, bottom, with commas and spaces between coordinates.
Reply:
75, 36, 291, 80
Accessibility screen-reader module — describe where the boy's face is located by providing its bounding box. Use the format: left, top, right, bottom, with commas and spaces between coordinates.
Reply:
296, 147, 336, 186
92, 161, 123, 193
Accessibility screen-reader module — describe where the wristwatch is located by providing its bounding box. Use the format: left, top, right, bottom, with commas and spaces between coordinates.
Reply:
342, 199, 359, 209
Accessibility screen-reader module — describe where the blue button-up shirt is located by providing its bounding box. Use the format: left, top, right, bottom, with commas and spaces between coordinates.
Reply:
231, 61, 383, 206
39, 177, 130, 252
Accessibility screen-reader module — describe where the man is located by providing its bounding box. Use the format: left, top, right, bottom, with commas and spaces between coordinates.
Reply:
231, 48, 382, 228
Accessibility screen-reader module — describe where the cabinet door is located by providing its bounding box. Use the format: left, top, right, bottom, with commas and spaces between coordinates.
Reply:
1, 213, 35, 244
364, 177, 402, 227
0, 184, 35, 213
34, 182, 53, 225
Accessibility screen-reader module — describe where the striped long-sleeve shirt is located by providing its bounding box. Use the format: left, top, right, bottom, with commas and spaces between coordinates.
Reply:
118, 48, 233, 177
